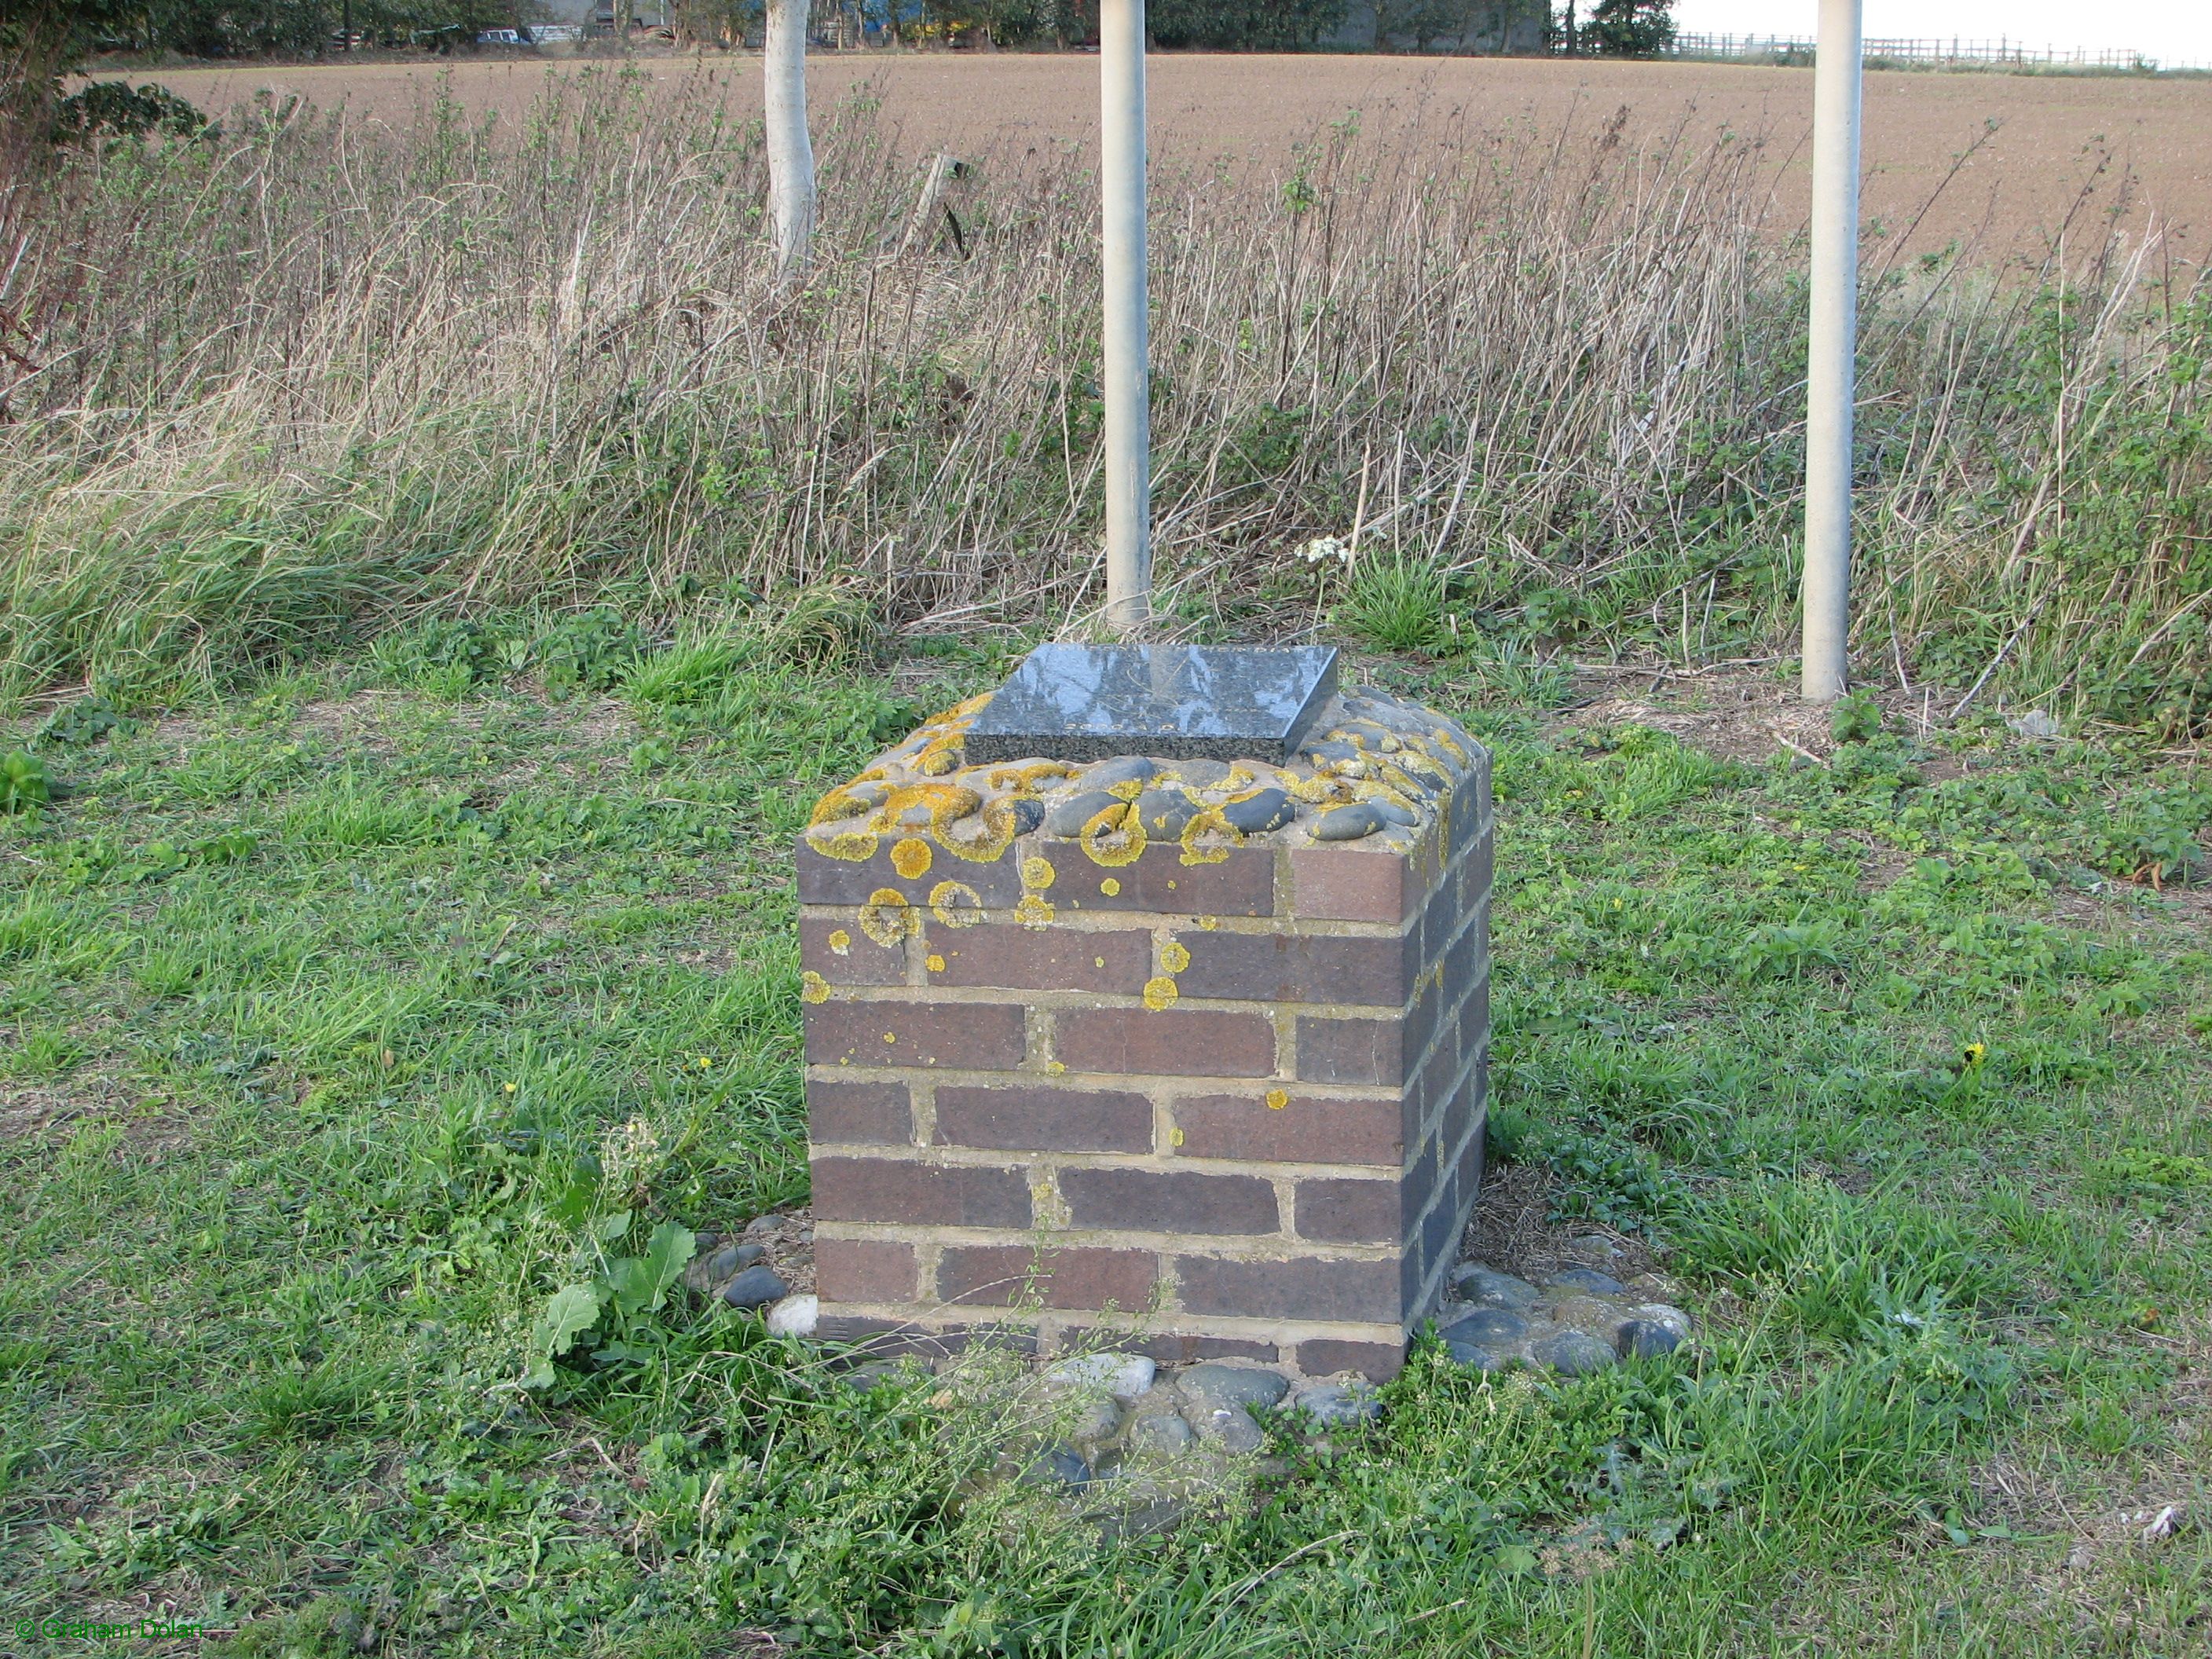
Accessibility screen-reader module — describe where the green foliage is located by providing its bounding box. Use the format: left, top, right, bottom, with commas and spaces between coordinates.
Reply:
1830, 689, 1884, 744
538, 607, 646, 698
52, 81, 210, 145
2, 750, 50, 814
1339, 553, 1445, 653
1578, 0, 1675, 57
1148, 0, 1350, 49
33, 694, 137, 749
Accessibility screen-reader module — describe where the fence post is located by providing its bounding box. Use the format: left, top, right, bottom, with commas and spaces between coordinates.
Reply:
1802, 0, 1862, 702
1100, 0, 1151, 635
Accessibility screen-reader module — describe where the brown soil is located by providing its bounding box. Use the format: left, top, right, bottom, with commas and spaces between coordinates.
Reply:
134, 50, 2212, 261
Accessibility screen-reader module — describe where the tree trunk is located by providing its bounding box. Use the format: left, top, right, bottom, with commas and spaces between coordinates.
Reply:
764, 0, 817, 288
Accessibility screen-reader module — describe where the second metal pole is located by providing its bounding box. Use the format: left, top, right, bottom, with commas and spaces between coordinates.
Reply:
1101, 0, 1151, 634
1802, 0, 1862, 702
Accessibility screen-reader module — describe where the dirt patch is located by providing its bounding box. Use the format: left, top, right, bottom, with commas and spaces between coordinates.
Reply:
133, 53, 2212, 262
0, 1067, 142, 1144
1457, 1160, 1662, 1287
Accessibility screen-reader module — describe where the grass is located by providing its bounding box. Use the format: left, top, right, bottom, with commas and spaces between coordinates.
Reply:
1, 70, 2208, 734
2, 617, 2207, 1655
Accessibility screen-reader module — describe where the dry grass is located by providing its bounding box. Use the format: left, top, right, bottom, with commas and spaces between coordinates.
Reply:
0, 66, 2207, 730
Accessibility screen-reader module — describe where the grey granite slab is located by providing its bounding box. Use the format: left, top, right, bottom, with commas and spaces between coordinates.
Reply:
963, 644, 1340, 764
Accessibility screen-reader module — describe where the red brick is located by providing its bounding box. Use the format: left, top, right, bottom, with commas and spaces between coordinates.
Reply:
924, 925, 1150, 994
811, 1156, 1032, 1228
1061, 1167, 1279, 1235
937, 1245, 1159, 1310
1294, 1177, 1402, 1245
801, 914, 906, 986
1295, 1338, 1406, 1380
1055, 1007, 1276, 1079
933, 1083, 1152, 1154
1456, 826, 1495, 915
797, 841, 1024, 907
808, 1079, 913, 1146
804, 999, 1026, 1070
1045, 845, 1273, 918
1174, 1090, 1402, 1167
1175, 1254, 1397, 1322
1447, 766, 1492, 858
1175, 932, 1404, 1008
1290, 845, 1410, 924
1452, 1110, 1485, 1201
1420, 1186, 1460, 1272
1294, 1016, 1404, 1086
815, 1237, 917, 1302
1456, 970, 1491, 1053
1442, 912, 1482, 1000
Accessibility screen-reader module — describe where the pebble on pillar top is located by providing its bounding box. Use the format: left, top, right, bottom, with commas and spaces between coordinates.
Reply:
797, 643, 1495, 1380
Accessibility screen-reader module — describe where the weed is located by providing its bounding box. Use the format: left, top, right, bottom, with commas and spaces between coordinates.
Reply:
1339, 553, 1446, 653
2, 750, 48, 813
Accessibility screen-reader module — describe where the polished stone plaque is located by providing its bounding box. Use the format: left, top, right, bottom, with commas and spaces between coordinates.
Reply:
964, 643, 1340, 764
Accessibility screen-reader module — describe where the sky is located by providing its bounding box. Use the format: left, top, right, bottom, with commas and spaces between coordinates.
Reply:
1672, 1, 2212, 67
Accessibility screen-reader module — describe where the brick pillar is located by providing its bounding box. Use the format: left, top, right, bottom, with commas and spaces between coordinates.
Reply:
798, 689, 1491, 1379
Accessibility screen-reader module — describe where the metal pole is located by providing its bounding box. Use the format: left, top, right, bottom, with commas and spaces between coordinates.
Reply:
1802, 0, 1861, 702
1100, 0, 1151, 634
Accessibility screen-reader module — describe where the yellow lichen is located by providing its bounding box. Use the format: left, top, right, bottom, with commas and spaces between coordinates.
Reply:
916, 742, 961, 777
1013, 893, 1056, 930
1080, 803, 1146, 867
858, 888, 917, 947
800, 971, 833, 1005
1429, 727, 1468, 761
1265, 1088, 1289, 1110
1105, 777, 1146, 802
1160, 941, 1191, 973
939, 797, 1018, 863
1021, 855, 1056, 891
1099, 878, 1121, 897
809, 825, 881, 862
1196, 915, 1218, 930
925, 954, 947, 972
990, 761, 1080, 792
827, 928, 851, 954
928, 880, 984, 928
809, 786, 874, 826
891, 837, 934, 879
1284, 772, 1352, 806
1178, 806, 1233, 866
1170, 1128, 1186, 1147
1142, 976, 1179, 1010
878, 782, 979, 831
1045, 1059, 1067, 1075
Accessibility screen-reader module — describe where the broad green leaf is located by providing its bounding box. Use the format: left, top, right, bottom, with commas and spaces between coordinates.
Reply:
635, 1221, 696, 1313
534, 1282, 603, 1359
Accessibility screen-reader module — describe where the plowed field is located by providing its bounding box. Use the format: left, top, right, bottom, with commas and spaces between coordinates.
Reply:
135, 51, 2212, 257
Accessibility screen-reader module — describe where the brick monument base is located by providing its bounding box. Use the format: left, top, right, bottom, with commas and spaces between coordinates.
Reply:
798, 648, 1490, 1380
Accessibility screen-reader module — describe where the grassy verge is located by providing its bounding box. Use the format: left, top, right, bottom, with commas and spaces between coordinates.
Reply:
2, 624, 2207, 1656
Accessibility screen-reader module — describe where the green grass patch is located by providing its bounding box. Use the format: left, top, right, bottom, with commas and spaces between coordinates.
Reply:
0, 647, 2207, 1655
